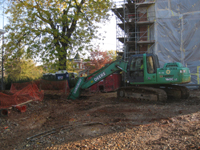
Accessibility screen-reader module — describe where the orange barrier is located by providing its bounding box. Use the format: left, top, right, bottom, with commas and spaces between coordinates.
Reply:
10, 79, 69, 94
0, 83, 44, 109
0, 80, 69, 109
10, 82, 30, 93
14, 105, 27, 113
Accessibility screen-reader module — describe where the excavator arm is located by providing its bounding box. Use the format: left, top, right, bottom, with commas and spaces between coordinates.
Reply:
68, 59, 127, 100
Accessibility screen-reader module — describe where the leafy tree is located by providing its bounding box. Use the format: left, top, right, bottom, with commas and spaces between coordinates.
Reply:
66, 59, 76, 72
4, 0, 112, 71
5, 59, 43, 81
107, 49, 117, 61
86, 49, 116, 73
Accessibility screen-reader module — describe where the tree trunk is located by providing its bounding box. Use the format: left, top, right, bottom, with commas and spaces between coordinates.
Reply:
58, 53, 67, 70
58, 45, 67, 70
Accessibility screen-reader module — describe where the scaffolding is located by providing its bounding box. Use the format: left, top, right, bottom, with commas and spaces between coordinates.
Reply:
112, 0, 155, 61
112, 0, 200, 85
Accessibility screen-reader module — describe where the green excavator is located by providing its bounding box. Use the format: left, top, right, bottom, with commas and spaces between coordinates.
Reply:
68, 53, 191, 101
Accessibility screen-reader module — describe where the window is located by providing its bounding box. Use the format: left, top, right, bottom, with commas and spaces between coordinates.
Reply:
130, 57, 143, 71
130, 59, 136, 71
147, 56, 155, 74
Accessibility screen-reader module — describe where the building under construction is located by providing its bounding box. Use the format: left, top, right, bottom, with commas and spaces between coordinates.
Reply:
112, 0, 200, 84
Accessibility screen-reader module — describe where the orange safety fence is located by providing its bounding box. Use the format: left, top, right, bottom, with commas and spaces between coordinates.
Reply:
0, 79, 70, 109
10, 79, 70, 93
10, 82, 30, 93
0, 83, 44, 109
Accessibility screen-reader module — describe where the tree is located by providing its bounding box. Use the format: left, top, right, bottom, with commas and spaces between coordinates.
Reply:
86, 49, 116, 73
4, 0, 112, 71
5, 59, 43, 81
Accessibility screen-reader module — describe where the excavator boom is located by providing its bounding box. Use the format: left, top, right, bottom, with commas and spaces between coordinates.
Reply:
68, 59, 127, 100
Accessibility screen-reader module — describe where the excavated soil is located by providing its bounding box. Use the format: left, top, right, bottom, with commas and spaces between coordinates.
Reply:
0, 89, 200, 150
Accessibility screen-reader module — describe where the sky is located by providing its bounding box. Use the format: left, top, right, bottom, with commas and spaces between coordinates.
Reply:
0, 1, 117, 52
0, 0, 6, 29
94, 12, 117, 51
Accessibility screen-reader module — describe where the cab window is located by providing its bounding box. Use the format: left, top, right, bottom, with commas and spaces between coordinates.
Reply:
147, 56, 155, 74
130, 57, 143, 71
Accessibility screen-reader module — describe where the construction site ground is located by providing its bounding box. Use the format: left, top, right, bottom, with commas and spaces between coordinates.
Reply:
1, 89, 200, 150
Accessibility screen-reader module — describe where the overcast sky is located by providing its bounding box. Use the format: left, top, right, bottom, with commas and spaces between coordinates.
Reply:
93, 12, 116, 51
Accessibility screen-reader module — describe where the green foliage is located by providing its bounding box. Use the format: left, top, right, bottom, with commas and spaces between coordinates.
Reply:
107, 50, 117, 61
66, 60, 76, 72
4, 0, 112, 71
5, 59, 43, 81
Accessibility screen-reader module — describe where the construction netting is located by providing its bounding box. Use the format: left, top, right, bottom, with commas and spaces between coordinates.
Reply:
115, 0, 200, 84
0, 79, 70, 109
152, 0, 200, 84
0, 83, 44, 109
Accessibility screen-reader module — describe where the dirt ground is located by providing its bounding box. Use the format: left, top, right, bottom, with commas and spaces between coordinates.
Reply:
0, 89, 200, 150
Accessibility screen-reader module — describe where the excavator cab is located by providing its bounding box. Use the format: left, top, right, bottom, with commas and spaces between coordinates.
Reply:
127, 53, 160, 83
126, 53, 190, 86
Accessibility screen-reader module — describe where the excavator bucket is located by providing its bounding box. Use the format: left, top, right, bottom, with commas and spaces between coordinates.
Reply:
68, 77, 85, 100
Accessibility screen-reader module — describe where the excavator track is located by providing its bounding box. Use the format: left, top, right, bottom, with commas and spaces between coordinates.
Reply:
117, 86, 167, 102
163, 85, 190, 99
178, 86, 190, 99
